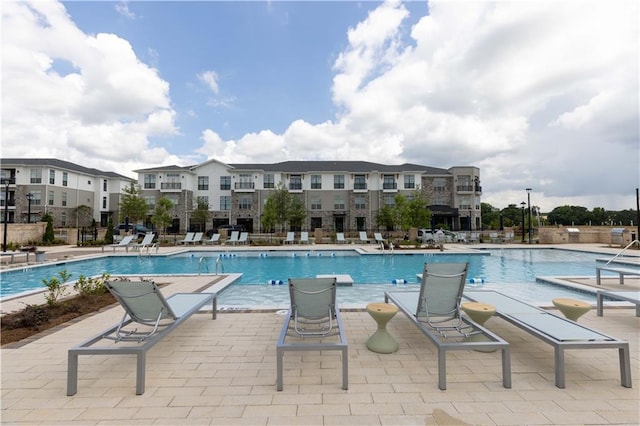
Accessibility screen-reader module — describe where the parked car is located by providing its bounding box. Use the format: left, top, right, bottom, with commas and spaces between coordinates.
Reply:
117, 223, 153, 239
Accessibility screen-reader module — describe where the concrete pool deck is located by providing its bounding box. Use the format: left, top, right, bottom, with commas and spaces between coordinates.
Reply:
1, 243, 639, 424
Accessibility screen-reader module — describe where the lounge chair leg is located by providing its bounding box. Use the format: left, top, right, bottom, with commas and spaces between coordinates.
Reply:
554, 347, 565, 389
437, 347, 447, 390
136, 352, 146, 395
276, 349, 284, 391
502, 347, 512, 388
67, 351, 78, 396
619, 345, 632, 388
342, 347, 349, 390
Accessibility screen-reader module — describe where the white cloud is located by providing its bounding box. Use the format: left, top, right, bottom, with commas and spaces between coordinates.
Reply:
198, 70, 219, 95
2, 0, 178, 172
115, 2, 136, 20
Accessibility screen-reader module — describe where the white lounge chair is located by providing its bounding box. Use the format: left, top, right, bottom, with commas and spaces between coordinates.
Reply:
178, 232, 195, 245
227, 231, 240, 245
130, 233, 157, 253
204, 233, 220, 245
103, 235, 135, 253
374, 233, 385, 243
358, 231, 370, 244
238, 232, 249, 245
299, 231, 309, 244
336, 232, 346, 244
189, 232, 203, 245
284, 232, 295, 244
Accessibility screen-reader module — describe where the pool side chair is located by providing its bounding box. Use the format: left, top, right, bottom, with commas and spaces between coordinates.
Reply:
358, 231, 370, 244
374, 232, 385, 243
299, 231, 309, 244
284, 232, 295, 244
227, 231, 240, 245
416, 262, 475, 338
238, 232, 249, 245
277, 277, 348, 391
67, 280, 216, 395
131, 233, 157, 253
178, 232, 195, 245
205, 233, 221, 245
189, 232, 203, 245
104, 235, 135, 253
336, 232, 346, 244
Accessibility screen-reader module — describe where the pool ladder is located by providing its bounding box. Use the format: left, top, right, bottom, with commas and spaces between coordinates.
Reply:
606, 239, 640, 264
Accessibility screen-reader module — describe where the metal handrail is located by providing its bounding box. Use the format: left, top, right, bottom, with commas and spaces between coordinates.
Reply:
198, 256, 209, 275
606, 240, 640, 265
215, 257, 224, 275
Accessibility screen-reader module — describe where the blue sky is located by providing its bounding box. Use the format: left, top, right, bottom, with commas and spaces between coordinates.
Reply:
2, 0, 639, 211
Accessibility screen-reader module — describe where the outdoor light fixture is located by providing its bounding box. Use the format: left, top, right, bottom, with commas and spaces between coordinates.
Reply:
526, 188, 532, 244
520, 201, 526, 243
2, 178, 10, 251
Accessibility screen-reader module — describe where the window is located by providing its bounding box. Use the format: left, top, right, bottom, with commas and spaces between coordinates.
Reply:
49, 169, 55, 184
31, 191, 41, 205
102, 196, 107, 209
311, 197, 322, 210
30, 169, 42, 184
264, 173, 274, 189
383, 194, 395, 207
61, 212, 66, 227
62, 172, 68, 187
456, 175, 473, 192
311, 175, 322, 189
103, 179, 107, 191
161, 173, 180, 190
432, 178, 446, 192
383, 175, 396, 190
220, 196, 231, 210
166, 194, 179, 206
144, 196, 155, 209
289, 175, 302, 190
197, 176, 209, 190
432, 195, 446, 205
238, 195, 251, 210
144, 174, 156, 189
48, 190, 54, 206
354, 174, 366, 190
197, 196, 209, 207
61, 192, 67, 207
334, 175, 344, 189
354, 195, 366, 209
404, 175, 415, 189
220, 176, 231, 190
333, 195, 345, 210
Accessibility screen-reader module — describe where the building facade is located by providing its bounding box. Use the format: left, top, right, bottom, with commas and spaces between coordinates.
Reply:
135, 160, 482, 234
0, 158, 134, 227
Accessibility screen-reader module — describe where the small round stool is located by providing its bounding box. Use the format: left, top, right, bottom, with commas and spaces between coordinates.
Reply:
552, 298, 591, 321
366, 303, 399, 354
461, 302, 496, 352
461, 302, 496, 326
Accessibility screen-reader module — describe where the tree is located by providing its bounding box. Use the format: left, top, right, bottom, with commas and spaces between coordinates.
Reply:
190, 198, 210, 232
119, 183, 149, 224
547, 205, 590, 226
151, 197, 173, 236
402, 189, 430, 229
261, 183, 307, 232
42, 213, 55, 243
288, 195, 307, 230
375, 205, 395, 231
104, 217, 115, 244
74, 205, 93, 228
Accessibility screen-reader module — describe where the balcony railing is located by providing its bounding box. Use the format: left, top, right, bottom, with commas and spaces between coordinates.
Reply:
160, 182, 182, 190
234, 182, 255, 190
289, 183, 302, 191
354, 183, 367, 190
382, 183, 397, 190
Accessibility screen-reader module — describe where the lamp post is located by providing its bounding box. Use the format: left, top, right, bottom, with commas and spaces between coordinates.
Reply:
2, 178, 10, 252
520, 201, 526, 243
26, 193, 33, 223
526, 188, 532, 244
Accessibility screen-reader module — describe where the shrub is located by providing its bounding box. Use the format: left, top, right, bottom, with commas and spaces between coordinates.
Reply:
74, 273, 110, 300
42, 270, 72, 307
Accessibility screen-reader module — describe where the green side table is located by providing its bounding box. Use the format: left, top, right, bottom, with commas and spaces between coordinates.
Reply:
366, 302, 399, 354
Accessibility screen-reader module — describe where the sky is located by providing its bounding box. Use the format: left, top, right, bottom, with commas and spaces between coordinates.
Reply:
2, 0, 639, 212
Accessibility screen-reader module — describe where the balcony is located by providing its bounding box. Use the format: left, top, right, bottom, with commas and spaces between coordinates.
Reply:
234, 182, 255, 192
353, 183, 367, 192
382, 182, 397, 192
288, 183, 302, 192
160, 182, 182, 192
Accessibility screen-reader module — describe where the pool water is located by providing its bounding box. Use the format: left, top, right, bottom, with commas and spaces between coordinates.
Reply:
0, 249, 622, 307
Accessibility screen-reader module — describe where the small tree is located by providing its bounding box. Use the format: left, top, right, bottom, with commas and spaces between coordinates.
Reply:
288, 195, 307, 230
104, 217, 115, 244
151, 197, 173, 236
375, 205, 395, 231
191, 198, 210, 232
119, 183, 149, 224
42, 213, 55, 243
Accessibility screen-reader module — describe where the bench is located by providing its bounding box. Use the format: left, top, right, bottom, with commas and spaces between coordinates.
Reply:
0, 251, 30, 264
464, 290, 632, 388
385, 290, 512, 390
596, 290, 640, 317
67, 291, 216, 395
596, 266, 640, 285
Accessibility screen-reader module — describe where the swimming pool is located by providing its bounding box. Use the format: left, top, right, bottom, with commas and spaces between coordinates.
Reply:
0, 248, 623, 306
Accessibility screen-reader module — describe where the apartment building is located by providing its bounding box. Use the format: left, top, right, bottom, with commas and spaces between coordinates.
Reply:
135, 160, 482, 233
0, 158, 134, 227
